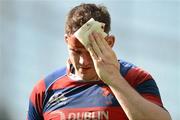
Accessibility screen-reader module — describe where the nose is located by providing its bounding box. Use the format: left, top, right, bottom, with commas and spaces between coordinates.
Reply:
79, 53, 90, 66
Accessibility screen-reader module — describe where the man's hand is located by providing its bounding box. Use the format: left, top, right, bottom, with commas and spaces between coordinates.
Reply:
85, 32, 171, 120
86, 32, 120, 85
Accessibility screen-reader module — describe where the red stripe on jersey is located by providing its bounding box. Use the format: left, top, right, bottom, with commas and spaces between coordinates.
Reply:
30, 79, 46, 115
141, 93, 163, 107
124, 67, 153, 87
43, 107, 128, 120
101, 86, 113, 96
48, 75, 103, 90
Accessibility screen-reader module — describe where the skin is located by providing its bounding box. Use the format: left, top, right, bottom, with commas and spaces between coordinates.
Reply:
65, 34, 115, 81
65, 32, 171, 120
65, 34, 98, 81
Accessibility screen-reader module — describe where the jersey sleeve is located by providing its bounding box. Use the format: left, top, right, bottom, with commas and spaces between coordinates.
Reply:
27, 79, 46, 120
124, 66, 163, 107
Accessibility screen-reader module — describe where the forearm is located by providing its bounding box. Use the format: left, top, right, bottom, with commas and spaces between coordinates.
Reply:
108, 74, 171, 120
86, 32, 171, 120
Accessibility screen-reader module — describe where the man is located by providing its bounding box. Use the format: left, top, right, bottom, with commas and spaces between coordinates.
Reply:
27, 3, 171, 120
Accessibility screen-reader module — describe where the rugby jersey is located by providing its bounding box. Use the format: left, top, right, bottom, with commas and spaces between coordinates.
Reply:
27, 60, 163, 120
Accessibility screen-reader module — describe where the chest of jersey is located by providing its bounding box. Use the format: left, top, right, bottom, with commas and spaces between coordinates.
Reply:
42, 82, 128, 120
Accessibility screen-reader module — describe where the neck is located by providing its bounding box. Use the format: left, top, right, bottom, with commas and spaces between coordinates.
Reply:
74, 70, 100, 82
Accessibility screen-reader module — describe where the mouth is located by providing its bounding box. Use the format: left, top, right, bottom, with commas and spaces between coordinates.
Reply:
79, 67, 91, 72
81, 67, 91, 70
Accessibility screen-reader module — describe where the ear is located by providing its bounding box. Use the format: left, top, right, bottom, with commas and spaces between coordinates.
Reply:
106, 35, 115, 48
64, 34, 68, 43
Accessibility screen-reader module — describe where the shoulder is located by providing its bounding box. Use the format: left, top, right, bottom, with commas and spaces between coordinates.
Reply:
119, 60, 163, 106
43, 67, 67, 90
28, 67, 67, 119
119, 60, 135, 77
119, 60, 153, 87
31, 67, 67, 95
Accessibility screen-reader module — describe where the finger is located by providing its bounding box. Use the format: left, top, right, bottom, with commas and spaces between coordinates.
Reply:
97, 32, 113, 51
94, 31, 112, 52
89, 33, 103, 57
100, 34, 112, 51
92, 32, 107, 53
87, 45, 98, 61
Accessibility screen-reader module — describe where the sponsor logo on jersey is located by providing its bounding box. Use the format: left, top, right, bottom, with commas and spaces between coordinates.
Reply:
48, 93, 68, 106
50, 110, 109, 120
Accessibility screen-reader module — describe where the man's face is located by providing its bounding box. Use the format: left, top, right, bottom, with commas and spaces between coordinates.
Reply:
65, 35, 98, 81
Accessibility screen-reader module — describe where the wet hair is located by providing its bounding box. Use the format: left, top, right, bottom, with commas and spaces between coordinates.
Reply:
65, 3, 111, 35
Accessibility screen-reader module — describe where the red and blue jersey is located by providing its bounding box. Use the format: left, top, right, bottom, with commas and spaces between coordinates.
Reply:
27, 60, 163, 120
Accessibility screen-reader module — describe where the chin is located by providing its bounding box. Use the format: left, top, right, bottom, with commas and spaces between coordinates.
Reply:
81, 74, 98, 81
76, 69, 97, 80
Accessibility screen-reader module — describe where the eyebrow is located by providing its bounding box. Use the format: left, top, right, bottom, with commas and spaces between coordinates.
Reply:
68, 44, 85, 49
69, 48, 77, 51
69, 48, 82, 51
69, 47, 88, 53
